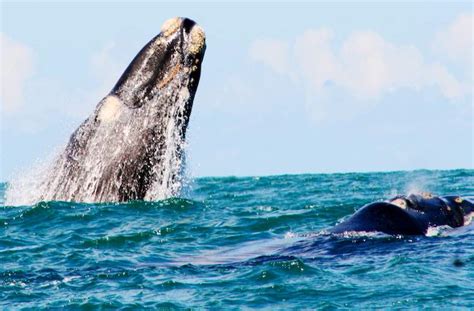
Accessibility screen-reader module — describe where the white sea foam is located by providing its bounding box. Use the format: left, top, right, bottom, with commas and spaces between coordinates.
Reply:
336, 230, 386, 239
464, 212, 474, 226
425, 225, 451, 237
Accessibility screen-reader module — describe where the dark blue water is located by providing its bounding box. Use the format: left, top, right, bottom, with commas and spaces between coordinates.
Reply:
2, 169, 474, 309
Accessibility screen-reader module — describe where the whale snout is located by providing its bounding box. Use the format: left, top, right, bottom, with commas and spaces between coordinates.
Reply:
159, 17, 206, 57
161, 17, 198, 36
108, 17, 206, 109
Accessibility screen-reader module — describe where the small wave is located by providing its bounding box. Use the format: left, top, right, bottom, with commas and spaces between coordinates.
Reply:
79, 225, 182, 248
425, 225, 452, 237
234, 210, 315, 233
267, 258, 313, 274
331, 230, 390, 239
127, 197, 205, 210
80, 230, 160, 248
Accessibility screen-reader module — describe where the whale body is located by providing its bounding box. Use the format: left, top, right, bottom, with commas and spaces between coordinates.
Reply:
18, 17, 206, 203
330, 194, 474, 236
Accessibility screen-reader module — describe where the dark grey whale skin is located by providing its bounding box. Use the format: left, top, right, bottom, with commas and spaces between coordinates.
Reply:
42, 17, 206, 203
329, 194, 474, 236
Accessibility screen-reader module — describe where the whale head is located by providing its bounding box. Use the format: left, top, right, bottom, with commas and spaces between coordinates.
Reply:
109, 17, 205, 113
390, 194, 474, 228
442, 196, 474, 224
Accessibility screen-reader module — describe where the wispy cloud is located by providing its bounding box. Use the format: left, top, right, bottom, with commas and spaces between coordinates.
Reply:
434, 13, 473, 66
1, 37, 124, 133
0, 33, 35, 113
249, 14, 472, 121
249, 39, 290, 76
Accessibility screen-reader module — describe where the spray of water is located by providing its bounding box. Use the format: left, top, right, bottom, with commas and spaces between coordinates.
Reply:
6, 63, 196, 205
5, 152, 60, 206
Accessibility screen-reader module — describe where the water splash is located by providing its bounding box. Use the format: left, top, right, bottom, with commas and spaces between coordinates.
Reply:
5, 151, 60, 206
6, 72, 194, 205
145, 86, 191, 201
404, 173, 434, 195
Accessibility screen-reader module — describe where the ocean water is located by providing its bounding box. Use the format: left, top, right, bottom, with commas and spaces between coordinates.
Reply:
1, 169, 473, 309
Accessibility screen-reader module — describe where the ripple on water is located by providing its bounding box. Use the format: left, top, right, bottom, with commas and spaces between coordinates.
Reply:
1, 169, 474, 308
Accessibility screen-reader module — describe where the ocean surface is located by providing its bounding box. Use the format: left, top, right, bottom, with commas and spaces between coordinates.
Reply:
1, 169, 473, 309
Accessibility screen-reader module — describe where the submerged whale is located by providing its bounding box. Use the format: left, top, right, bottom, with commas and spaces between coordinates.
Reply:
330, 193, 474, 236
35, 17, 206, 203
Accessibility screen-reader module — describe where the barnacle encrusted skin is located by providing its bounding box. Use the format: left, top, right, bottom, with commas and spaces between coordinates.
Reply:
161, 17, 181, 37
188, 25, 206, 55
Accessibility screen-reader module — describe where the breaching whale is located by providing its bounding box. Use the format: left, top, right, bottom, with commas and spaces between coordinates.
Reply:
29, 17, 206, 203
330, 193, 474, 236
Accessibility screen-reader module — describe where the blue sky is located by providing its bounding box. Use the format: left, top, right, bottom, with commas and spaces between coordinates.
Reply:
1, 2, 472, 180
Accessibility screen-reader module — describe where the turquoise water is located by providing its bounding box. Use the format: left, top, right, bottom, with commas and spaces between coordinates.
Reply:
1, 169, 474, 309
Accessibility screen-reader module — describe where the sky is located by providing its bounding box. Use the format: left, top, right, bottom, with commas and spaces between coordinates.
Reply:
0, 1, 473, 181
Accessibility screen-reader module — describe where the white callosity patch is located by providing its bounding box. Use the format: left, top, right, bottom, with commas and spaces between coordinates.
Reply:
161, 17, 181, 37
97, 95, 122, 123
391, 198, 407, 209
188, 25, 206, 55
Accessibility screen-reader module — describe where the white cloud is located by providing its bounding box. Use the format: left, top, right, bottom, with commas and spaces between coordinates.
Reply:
0, 33, 35, 113
294, 28, 340, 92
249, 16, 471, 118
1, 39, 124, 133
340, 31, 424, 98
249, 39, 290, 75
435, 13, 473, 65
428, 63, 464, 99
